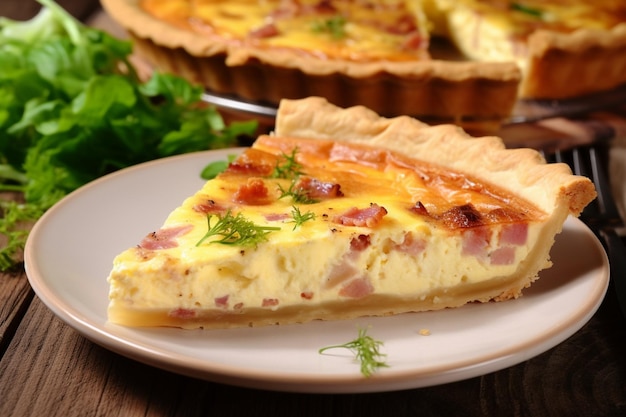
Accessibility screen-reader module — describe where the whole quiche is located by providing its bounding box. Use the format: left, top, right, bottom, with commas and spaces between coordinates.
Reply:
101, 0, 626, 128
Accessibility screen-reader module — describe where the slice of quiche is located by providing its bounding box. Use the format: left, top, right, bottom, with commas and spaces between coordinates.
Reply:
107, 97, 596, 329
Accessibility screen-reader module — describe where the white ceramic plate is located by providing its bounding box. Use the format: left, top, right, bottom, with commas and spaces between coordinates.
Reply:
25, 150, 609, 393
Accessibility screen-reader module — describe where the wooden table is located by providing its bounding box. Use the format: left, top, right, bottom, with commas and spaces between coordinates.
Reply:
2, 2, 626, 416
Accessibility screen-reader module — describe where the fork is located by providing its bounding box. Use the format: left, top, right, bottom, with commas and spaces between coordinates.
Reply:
548, 145, 626, 321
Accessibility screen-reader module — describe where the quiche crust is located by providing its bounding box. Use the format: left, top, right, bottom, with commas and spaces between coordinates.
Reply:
523, 23, 626, 98
107, 97, 596, 329
275, 97, 596, 216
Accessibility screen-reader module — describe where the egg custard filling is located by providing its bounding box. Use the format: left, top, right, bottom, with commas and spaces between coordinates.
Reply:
140, 0, 431, 62
106, 97, 596, 329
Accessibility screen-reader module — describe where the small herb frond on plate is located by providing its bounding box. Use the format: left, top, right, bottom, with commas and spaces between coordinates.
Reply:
319, 327, 389, 377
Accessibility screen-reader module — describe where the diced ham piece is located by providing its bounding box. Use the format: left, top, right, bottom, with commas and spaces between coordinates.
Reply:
193, 199, 227, 215
232, 178, 272, 205
312, 0, 338, 14
300, 291, 314, 300
500, 223, 528, 246
225, 148, 274, 177
139, 224, 193, 250
350, 234, 371, 251
394, 232, 426, 256
409, 201, 429, 216
214, 295, 229, 308
402, 31, 427, 51
490, 247, 516, 265
324, 259, 359, 289
333, 204, 388, 228
462, 226, 491, 258
262, 298, 279, 308
225, 162, 272, 176
339, 277, 374, 299
169, 308, 196, 319
249, 22, 279, 38
264, 212, 290, 222
294, 177, 343, 199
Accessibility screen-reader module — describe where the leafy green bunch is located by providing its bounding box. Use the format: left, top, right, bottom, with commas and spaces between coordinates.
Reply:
0, 0, 257, 270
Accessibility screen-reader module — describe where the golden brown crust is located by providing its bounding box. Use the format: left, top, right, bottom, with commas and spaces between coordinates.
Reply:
522, 23, 626, 98
274, 97, 597, 216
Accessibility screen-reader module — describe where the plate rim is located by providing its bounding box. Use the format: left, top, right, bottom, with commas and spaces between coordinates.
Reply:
24, 150, 610, 393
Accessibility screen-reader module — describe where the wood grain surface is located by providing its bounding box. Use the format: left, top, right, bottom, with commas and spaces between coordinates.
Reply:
0, 0, 99, 21
1, 1, 626, 416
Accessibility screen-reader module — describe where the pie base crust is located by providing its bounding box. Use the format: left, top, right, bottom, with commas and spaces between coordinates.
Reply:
523, 24, 626, 99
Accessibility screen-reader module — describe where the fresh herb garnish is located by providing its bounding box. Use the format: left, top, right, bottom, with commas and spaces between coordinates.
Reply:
319, 327, 389, 377
510, 2, 544, 18
0, 0, 257, 270
312, 15, 347, 39
289, 206, 316, 230
200, 154, 238, 180
270, 148, 304, 179
0, 200, 45, 271
196, 210, 280, 247
277, 180, 318, 204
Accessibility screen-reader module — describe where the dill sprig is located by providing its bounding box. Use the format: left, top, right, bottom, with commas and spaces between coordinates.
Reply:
195, 210, 280, 247
278, 180, 319, 204
289, 206, 316, 230
319, 327, 389, 377
270, 148, 304, 179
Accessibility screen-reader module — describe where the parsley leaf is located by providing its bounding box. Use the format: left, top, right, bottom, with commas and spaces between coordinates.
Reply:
0, 0, 258, 270
200, 154, 238, 180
